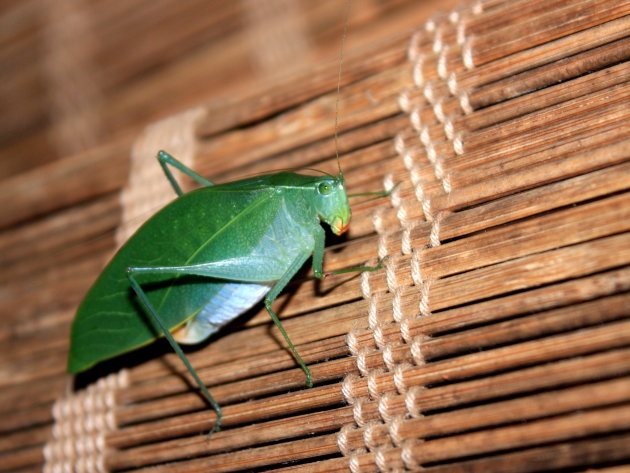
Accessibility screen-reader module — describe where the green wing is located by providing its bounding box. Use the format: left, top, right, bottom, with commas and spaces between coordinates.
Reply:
68, 186, 281, 373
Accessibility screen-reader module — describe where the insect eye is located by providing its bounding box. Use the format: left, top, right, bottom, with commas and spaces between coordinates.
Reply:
318, 182, 333, 195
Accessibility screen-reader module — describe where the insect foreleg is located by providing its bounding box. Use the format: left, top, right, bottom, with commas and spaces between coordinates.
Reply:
311, 225, 382, 278
127, 251, 314, 389
324, 262, 383, 276
311, 226, 326, 279
157, 150, 215, 196
126, 268, 223, 433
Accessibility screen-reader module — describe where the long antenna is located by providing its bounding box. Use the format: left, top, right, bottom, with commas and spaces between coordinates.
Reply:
334, 0, 351, 175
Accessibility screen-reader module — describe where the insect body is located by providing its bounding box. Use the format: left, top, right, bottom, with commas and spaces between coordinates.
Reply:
68, 150, 379, 431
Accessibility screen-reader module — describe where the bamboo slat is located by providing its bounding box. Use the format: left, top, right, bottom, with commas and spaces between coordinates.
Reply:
0, 0, 458, 179
1, 0, 629, 472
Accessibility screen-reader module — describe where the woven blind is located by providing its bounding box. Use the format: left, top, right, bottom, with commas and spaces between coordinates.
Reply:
2, 0, 630, 472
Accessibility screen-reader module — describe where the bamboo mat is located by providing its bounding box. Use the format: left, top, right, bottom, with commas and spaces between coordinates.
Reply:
0, 0, 456, 180
2, 0, 630, 471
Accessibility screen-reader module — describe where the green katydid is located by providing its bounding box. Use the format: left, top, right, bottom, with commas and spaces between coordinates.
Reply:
67, 149, 389, 432
67, 3, 390, 432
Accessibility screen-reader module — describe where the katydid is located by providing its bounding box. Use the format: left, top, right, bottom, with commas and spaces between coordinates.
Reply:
67, 150, 386, 432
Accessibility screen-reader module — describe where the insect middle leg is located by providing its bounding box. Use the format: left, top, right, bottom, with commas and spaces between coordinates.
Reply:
126, 251, 314, 427
311, 225, 383, 278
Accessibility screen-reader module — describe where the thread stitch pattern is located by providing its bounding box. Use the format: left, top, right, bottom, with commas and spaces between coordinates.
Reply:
336, 1, 483, 469
44, 370, 128, 473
